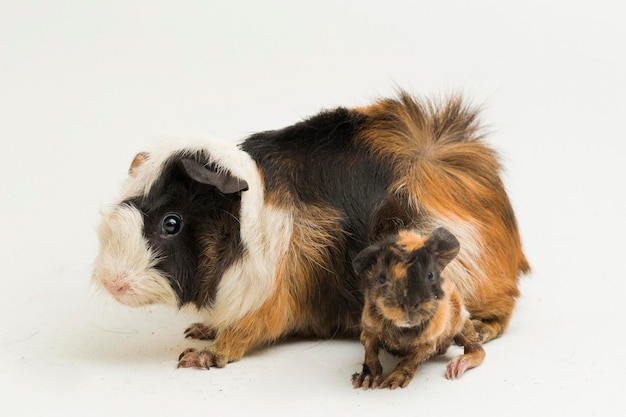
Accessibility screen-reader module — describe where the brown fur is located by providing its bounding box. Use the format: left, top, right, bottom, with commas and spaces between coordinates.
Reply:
397, 229, 427, 252
352, 229, 485, 389
356, 93, 530, 341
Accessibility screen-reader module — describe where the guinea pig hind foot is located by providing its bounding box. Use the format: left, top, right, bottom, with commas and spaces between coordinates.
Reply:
177, 348, 226, 370
184, 322, 217, 340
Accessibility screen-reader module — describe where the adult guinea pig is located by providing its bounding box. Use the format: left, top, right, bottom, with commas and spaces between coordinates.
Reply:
92, 91, 530, 369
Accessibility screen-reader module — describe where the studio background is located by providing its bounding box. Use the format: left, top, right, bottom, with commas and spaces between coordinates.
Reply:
1, 1, 624, 416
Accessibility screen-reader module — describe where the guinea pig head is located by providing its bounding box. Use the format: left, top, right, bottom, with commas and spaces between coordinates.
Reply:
353, 227, 460, 328
92, 150, 249, 308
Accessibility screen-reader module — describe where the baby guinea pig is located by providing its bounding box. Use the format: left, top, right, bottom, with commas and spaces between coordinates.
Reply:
351, 227, 485, 390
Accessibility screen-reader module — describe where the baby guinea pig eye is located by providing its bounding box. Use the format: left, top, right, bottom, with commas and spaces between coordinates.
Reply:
160, 213, 184, 237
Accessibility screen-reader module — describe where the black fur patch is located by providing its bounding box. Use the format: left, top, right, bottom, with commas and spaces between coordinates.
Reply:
405, 249, 445, 305
124, 152, 245, 308
241, 108, 405, 335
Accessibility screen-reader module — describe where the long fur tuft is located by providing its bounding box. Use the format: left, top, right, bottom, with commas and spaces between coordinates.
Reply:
356, 92, 529, 341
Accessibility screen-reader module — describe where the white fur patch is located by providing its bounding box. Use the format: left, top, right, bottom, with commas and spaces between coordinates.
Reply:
460, 306, 471, 322
92, 204, 178, 307
200, 204, 293, 328
117, 137, 255, 203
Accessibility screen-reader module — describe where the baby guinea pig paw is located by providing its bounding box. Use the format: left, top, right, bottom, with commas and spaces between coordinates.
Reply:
184, 323, 217, 340
177, 348, 226, 370
446, 356, 470, 379
376, 369, 415, 390
352, 371, 381, 390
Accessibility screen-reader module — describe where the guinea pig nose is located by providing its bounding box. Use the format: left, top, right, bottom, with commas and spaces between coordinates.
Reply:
103, 272, 130, 295
400, 301, 419, 313
398, 302, 409, 313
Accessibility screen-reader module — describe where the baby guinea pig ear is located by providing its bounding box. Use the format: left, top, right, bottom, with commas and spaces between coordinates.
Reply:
180, 158, 249, 194
353, 244, 382, 276
425, 227, 461, 269
128, 152, 151, 176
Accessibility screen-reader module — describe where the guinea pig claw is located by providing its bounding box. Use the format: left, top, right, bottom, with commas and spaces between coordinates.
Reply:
184, 323, 217, 340
352, 372, 380, 390
178, 348, 197, 362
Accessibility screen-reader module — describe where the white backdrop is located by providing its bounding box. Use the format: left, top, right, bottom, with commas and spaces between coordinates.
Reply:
1, 1, 624, 416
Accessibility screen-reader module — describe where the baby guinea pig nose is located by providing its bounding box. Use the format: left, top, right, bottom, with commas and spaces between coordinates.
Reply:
398, 300, 421, 313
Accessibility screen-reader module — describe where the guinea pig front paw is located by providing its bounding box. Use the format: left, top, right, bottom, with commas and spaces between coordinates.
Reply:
352, 371, 380, 390
177, 348, 225, 370
376, 369, 415, 390
184, 323, 217, 340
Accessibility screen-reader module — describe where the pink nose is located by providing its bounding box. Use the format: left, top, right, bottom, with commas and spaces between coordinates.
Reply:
103, 273, 130, 295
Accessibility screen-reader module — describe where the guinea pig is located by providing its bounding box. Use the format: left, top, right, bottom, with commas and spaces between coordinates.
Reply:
351, 227, 485, 390
92, 91, 529, 370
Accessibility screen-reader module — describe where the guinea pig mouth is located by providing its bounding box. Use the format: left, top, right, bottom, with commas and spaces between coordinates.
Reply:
392, 307, 433, 328
103, 275, 142, 306
395, 316, 426, 328
92, 267, 178, 308
93, 270, 142, 307
395, 320, 417, 328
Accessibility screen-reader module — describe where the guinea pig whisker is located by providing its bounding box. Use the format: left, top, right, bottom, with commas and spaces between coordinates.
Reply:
219, 209, 242, 225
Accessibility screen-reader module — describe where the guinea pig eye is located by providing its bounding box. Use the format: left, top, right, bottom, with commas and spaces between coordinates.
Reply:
160, 213, 183, 237
378, 272, 387, 284
427, 271, 434, 281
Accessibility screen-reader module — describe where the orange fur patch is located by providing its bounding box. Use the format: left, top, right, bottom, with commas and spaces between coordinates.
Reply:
396, 229, 426, 252
420, 280, 462, 341
209, 200, 361, 362
355, 92, 530, 341
212, 276, 295, 362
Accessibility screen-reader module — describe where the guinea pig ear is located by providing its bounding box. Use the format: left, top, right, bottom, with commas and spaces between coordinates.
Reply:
180, 159, 249, 194
353, 244, 382, 276
129, 152, 150, 177
425, 227, 460, 269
